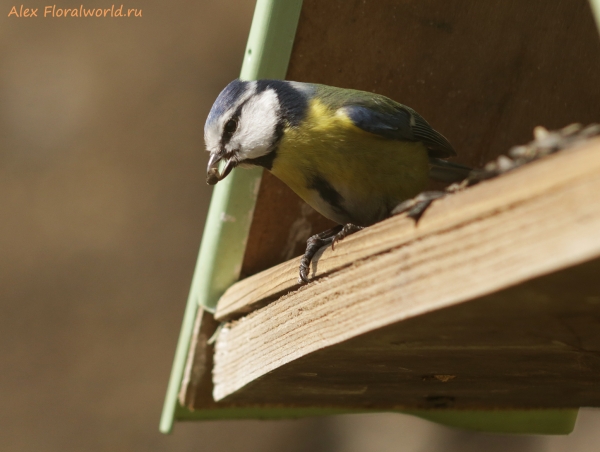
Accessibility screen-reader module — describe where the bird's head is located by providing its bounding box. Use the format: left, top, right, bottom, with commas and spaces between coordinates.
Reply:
204, 79, 311, 184
204, 79, 288, 185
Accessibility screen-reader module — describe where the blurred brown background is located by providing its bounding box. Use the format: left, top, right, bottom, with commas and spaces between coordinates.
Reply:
1, 0, 599, 451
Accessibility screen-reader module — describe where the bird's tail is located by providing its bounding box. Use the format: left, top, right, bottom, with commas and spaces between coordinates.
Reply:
428, 157, 472, 183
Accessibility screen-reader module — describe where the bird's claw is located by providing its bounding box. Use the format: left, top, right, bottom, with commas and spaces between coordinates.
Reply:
298, 224, 365, 284
298, 259, 311, 284
297, 226, 341, 284
331, 224, 363, 250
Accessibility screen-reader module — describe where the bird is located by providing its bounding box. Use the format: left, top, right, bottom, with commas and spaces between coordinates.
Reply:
204, 79, 470, 283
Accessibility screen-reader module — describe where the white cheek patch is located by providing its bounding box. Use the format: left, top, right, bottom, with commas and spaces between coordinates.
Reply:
230, 88, 280, 160
204, 81, 258, 153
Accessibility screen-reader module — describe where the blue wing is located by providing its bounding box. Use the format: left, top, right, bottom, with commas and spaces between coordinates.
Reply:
342, 104, 456, 158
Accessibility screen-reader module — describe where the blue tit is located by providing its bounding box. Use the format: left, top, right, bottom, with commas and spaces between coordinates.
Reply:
204, 79, 470, 282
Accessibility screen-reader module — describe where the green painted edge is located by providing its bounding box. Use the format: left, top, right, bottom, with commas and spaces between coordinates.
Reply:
174, 403, 577, 435
159, 0, 303, 434
408, 409, 578, 435
590, 0, 600, 34
174, 404, 358, 422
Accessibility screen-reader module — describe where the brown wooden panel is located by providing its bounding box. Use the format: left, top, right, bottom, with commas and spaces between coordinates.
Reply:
216, 258, 600, 409
240, 0, 600, 277
287, 0, 600, 167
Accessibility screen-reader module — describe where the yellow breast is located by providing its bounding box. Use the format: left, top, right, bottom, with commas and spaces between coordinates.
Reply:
270, 99, 430, 226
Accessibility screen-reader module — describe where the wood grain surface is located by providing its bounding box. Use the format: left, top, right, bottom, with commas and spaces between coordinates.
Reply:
214, 257, 600, 409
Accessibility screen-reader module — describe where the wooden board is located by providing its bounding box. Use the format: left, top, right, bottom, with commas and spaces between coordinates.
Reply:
240, 0, 600, 277
214, 258, 600, 409
210, 139, 600, 406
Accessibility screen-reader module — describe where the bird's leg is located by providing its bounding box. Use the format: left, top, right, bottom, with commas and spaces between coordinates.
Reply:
331, 223, 364, 250
298, 225, 343, 284
391, 191, 447, 222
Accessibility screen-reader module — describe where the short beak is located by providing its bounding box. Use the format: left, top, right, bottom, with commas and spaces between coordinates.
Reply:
206, 152, 237, 185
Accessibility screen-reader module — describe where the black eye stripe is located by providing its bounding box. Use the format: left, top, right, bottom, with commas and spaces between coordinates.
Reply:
220, 100, 247, 146
221, 116, 238, 146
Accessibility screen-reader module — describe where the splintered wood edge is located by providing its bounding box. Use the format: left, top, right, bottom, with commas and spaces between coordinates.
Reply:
215, 138, 600, 322
212, 138, 600, 401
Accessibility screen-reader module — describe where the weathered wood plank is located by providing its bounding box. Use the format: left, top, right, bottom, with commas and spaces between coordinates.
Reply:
212, 139, 600, 405
215, 138, 600, 321
215, 258, 600, 409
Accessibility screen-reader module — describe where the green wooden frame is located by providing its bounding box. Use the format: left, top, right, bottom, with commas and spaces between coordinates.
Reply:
159, 0, 304, 434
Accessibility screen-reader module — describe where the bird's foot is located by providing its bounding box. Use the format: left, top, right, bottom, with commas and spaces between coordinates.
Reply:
391, 191, 447, 222
331, 223, 364, 250
298, 225, 343, 284
298, 224, 364, 284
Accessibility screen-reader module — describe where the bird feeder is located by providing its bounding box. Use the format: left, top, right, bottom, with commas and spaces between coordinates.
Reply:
160, 0, 600, 435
